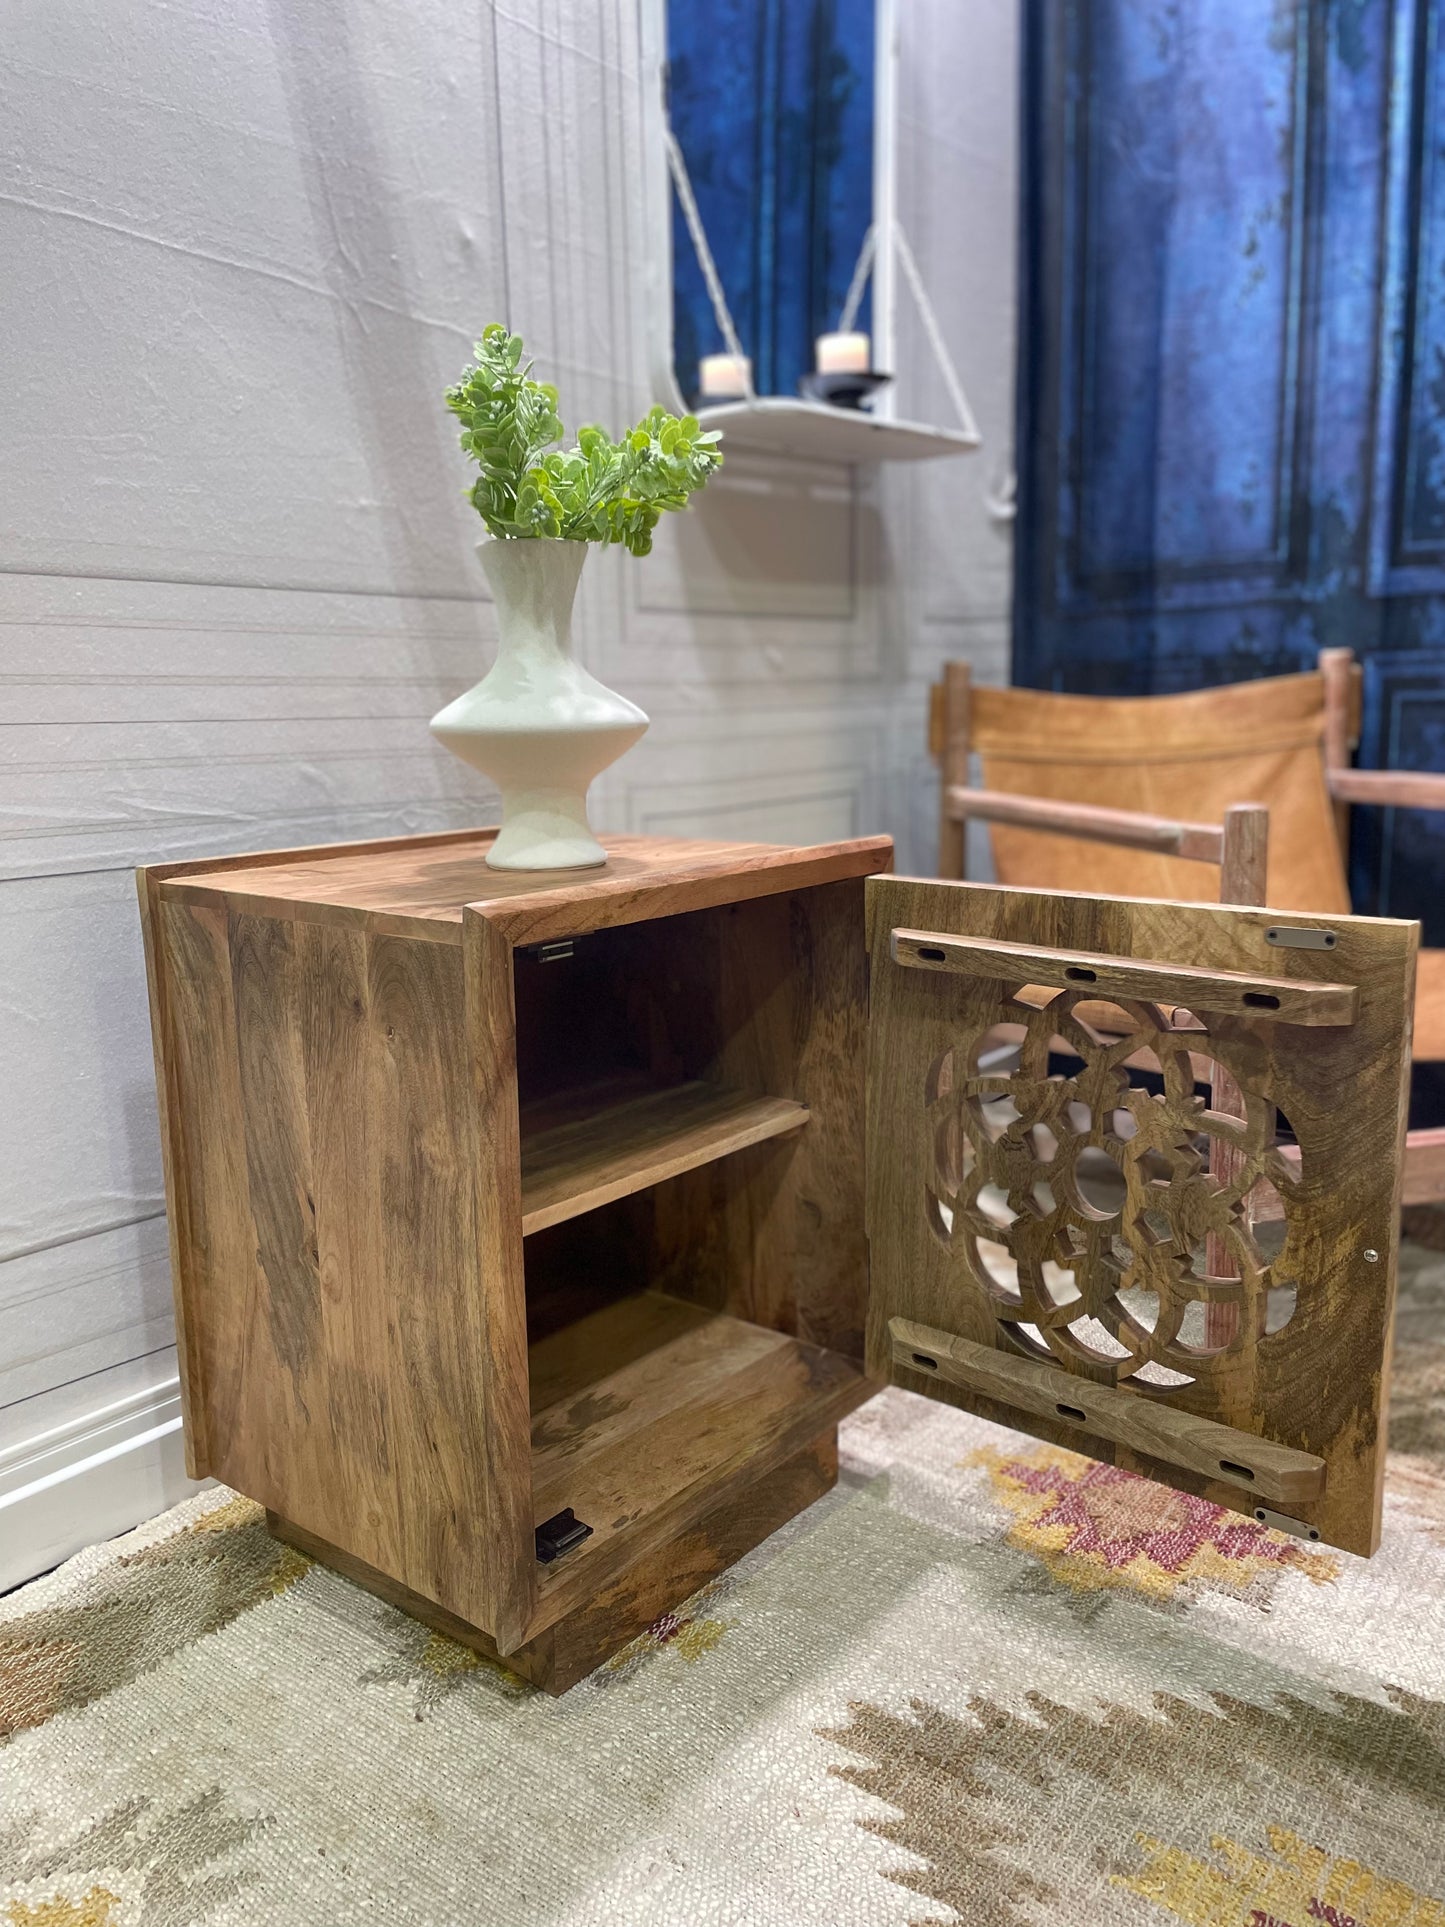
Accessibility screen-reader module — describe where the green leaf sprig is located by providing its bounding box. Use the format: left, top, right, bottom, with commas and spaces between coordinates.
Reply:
445, 324, 722, 556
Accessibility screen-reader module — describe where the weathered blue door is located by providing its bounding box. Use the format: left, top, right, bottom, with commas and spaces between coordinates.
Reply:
1014, 0, 1445, 944
666, 0, 875, 403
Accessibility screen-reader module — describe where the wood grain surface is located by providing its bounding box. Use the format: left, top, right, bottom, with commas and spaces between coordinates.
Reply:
523, 1290, 867, 1641
866, 874, 1417, 1555
635, 880, 874, 1359
519, 1078, 810, 1236
936, 660, 972, 880
890, 928, 1359, 1026
141, 831, 889, 1659
1328, 768, 1445, 811
890, 1317, 1324, 1504
164, 832, 892, 945
143, 895, 535, 1645
135, 867, 211, 1476
266, 1425, 838, 1694
945, 783, 1227, 863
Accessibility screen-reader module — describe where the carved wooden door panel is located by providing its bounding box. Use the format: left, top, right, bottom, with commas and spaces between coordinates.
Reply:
865, 876, 1418, 1556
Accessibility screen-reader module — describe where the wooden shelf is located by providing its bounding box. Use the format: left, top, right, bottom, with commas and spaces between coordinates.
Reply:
693, 397, 980, 464
519, 1078, 809, 1236
527, 1292, 867, 1623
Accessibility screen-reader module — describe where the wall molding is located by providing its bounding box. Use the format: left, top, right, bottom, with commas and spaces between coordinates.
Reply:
0, 0, 1016, 1520
0, 1361, 207, 1593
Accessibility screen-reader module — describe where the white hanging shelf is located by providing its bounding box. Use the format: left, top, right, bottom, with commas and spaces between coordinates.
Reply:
661, 0, 982, 470
693, 397, 979, 465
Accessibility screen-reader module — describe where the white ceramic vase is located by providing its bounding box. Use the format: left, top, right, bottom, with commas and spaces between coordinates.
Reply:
430, 538, 648, 870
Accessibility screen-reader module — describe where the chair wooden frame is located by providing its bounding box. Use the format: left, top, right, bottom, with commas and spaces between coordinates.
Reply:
932, 649, 1445, 1204
933, 661, 1271, 910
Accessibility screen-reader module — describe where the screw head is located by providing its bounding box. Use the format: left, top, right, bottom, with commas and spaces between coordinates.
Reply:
1363, 1248, 1380, 1263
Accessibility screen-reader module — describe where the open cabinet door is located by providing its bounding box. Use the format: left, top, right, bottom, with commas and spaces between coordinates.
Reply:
865, 876, 1418, 1556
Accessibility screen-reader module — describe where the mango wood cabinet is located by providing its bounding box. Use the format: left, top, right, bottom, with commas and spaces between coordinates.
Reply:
139, 831, 1416, 1691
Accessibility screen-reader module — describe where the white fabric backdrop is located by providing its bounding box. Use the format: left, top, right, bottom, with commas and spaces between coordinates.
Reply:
0, 0, 1018, 1567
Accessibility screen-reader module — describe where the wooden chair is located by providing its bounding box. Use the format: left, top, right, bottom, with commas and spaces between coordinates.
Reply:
929, 648, 1445, 1204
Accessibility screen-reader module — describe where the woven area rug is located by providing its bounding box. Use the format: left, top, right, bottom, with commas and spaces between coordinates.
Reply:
5, 1246, 1445, 1926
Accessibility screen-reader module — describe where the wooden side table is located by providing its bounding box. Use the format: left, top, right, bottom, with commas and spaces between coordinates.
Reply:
139, 829, 892, 1691
141, 828, 1417, 1686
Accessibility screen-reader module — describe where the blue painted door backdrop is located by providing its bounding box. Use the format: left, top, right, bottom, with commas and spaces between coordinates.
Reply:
667, 0, 874, 403
1015, 0, 1445, 957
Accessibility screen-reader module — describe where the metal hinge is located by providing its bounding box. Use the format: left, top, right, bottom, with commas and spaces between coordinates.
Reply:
1265, 926, 1337, 951
1252, 1505, 1322, 1542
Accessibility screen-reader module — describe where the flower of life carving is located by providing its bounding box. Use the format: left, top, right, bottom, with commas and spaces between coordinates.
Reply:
924, 987, 1302, 1392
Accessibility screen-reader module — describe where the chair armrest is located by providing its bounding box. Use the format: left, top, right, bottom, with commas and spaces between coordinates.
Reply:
1328, 768, 1445, 811
943, 785, 1224, 861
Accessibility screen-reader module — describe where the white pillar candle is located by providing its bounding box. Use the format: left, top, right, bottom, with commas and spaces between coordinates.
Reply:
815, 331, 870, 374
698, 352, 752, 399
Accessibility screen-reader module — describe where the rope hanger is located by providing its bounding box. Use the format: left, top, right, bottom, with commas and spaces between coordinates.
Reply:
666, 122, 980, 441
665, 129, 757, 400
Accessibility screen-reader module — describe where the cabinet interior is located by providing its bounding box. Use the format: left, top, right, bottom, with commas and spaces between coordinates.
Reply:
510, 888, 869, 1601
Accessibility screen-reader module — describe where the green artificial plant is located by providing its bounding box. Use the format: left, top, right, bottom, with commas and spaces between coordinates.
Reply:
445, 324, 722, 556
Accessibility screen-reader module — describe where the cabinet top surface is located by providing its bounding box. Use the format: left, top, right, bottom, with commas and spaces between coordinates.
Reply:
146, 828, 892, 943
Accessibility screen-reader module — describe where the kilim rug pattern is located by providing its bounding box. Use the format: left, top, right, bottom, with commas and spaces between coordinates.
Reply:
4, 1240, 1445, 1925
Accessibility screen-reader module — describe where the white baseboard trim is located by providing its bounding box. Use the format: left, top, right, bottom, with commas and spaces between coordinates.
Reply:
0, 1369, 211, 1594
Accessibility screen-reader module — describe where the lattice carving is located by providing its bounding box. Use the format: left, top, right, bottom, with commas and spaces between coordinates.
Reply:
924, 987, 1303, 1392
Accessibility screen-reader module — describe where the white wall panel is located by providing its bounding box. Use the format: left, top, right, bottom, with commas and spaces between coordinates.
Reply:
1, 872, 164, 1255
636, 457, 860, 624
635, 788, 863, 847
1, 0, 505, 593
898, 0, 1020, 632
620, 706, 881, 847
0, 0, 1018, 1569
0, 1221, 174, 1411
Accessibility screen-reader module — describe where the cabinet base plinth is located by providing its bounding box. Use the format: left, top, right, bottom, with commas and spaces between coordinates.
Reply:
266, 1426, 839, 1695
